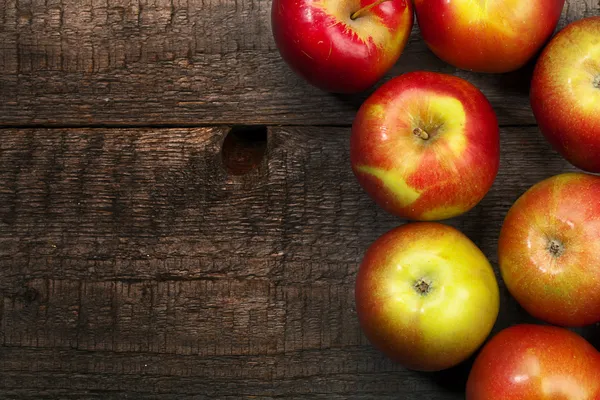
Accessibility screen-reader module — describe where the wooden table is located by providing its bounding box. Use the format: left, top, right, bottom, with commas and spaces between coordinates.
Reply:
0, 1, 598, 398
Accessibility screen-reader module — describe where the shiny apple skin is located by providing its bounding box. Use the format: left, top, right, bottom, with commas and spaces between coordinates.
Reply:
271, 0, 413, 93
467, 324, 600, 399
498, 173, 600, 327
355, 222, 500, 371
350, 71, 499, 221
414, 0, 565, 73
531, 17, 600, 172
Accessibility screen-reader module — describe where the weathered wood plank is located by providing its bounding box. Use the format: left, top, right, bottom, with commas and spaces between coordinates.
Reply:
0, 346, 461, 399
0, 0, 597, 126
0, 126, 582, 284
0, 126, 598, 398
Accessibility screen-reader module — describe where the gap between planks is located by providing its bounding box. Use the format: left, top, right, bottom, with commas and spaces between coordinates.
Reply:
0, 123, 540, 130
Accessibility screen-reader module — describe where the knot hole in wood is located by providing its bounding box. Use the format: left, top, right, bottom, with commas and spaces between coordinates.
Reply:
221, 125, 268, 175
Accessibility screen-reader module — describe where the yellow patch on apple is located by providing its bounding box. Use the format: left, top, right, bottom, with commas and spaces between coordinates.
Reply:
315, 0, 411, 52
421, 205, 467, 221
407, 94, 468, 158
355, 165, 421, 206
453, 0, 523, 38
547, 27, 600, 112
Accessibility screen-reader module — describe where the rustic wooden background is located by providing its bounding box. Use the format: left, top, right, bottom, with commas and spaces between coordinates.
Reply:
0, 0, 599, 398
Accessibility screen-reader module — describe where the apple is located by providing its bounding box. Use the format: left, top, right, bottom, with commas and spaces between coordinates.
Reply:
350, 71, 499, 221
498, 173, 600, 327
467, 324, 600, 399
531, 17, 600, 172
413, 0, 565, 73
355, 222, 500, 371
271, 0, 413, 93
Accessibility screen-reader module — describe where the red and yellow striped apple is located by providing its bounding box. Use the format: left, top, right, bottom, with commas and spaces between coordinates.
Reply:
350, 71, 499, 221
413, 0, 565, 73
467, 324, 600, 399
355, 222, 500, 371
498, 173, 600, 327
531, 17, 600, 172
271, 0, 413, 93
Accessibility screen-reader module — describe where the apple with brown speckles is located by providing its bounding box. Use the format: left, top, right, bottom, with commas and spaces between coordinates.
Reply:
531, 17, 600, 172
498, 172, 600, 327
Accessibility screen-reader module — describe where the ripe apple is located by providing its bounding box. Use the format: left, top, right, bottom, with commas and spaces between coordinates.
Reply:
467, 324, 600, 399
355, 222, 500, 371
531, 17, 600, 172
350, 71, 499, 221
498, 173, 600, 327
271, 0, 413, 93
413, 0, 565, 73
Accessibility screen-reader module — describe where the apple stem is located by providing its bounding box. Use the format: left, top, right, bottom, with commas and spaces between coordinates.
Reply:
413, 127, 430, 140
594, 75, 600, 89
414, 279, 431, 295
350, 0, 390, 20
548, 239, 564, 257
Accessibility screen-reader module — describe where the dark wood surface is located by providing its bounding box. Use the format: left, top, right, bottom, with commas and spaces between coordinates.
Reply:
0, 1, 599, 399
0, 0, 597, 127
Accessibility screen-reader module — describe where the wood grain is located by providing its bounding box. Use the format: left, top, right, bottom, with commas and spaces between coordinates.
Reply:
1, 126, 598, 398
0, 0, 598, 127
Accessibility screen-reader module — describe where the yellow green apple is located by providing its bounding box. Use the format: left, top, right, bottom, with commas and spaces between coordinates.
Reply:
355, 222, 500, 371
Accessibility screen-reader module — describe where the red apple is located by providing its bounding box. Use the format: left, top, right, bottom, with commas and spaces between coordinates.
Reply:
271, 0, 413, 93
498, 173, 600, 327
350, 71, 499, 221
355, 222, 500, 371
413, 0, 565, 73
531, 17, 600, 172
467, 324, 600, 399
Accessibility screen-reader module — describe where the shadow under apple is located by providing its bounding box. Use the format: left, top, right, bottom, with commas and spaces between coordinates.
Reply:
419, 352, 478, 393
421, 292, 600, 393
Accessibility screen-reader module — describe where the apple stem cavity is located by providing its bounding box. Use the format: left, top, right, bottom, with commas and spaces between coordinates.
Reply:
413, 127, 430, 140
414, 278, 432, 295
350, 0, 390, 20
548, 239, 565, 257
594, 75, 600, 89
